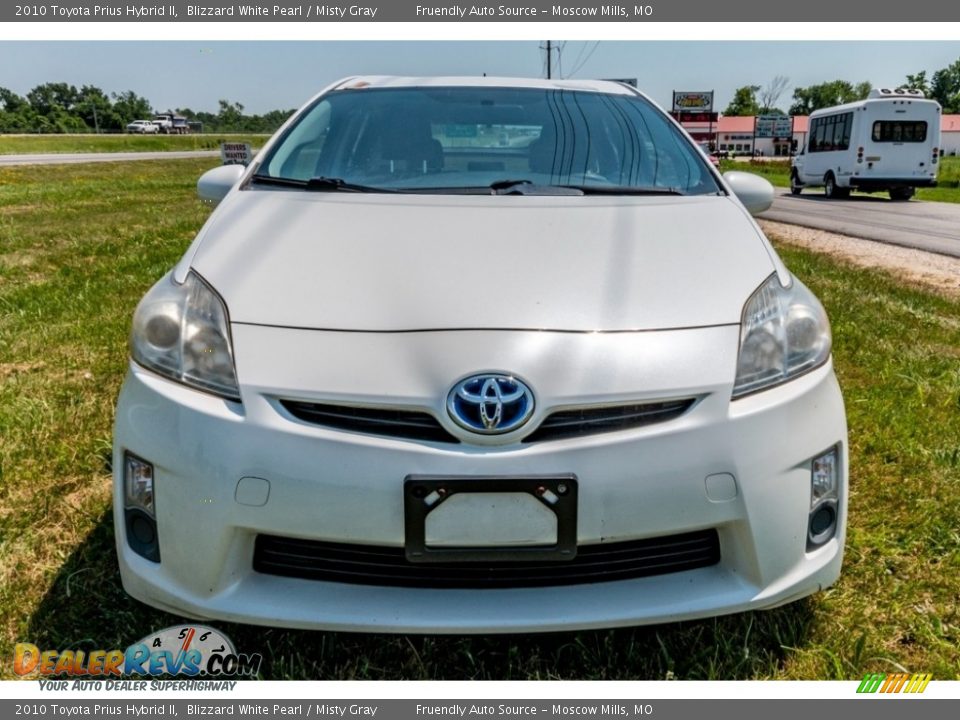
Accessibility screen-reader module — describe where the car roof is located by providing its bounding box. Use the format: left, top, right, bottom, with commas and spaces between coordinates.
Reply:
331, 76, 641, 96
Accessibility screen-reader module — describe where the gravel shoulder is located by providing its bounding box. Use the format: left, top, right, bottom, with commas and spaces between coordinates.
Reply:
759, 219, 960, 301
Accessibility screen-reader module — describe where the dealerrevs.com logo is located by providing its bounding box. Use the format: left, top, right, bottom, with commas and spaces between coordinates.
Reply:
14, 625, 262, 678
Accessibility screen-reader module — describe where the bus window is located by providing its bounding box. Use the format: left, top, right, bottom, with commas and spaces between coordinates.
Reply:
872, 121, 927, 143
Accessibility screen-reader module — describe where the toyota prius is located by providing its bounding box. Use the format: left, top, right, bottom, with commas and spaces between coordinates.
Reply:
113, 77, 847, 633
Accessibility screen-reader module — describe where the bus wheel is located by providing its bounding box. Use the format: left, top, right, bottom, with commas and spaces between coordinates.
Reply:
824, 173, 850, 199
790, 172, 803, 195
824, 173, 838, 199
889, 187, 914, 201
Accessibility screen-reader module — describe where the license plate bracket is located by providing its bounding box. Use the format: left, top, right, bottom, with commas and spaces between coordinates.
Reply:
404, 475, 578, 563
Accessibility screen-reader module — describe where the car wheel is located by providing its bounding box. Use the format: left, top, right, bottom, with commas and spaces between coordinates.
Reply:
889, 187, 914, 201
790, 171, 803, 195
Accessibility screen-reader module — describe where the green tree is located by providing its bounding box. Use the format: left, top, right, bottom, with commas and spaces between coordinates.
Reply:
111, 90, 153, 126
930, 59, 960, 112
26, 82, 80, 117
77, 85, 116, 132
0, 87, 27, 113
0, 88, 37, 132
216, 99, 246, 130
724, 85, 760, 116
788, 80, 871, 115
898, 71, 930, 96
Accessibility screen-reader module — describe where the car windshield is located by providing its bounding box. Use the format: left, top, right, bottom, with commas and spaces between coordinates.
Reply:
257, 86, 721, 195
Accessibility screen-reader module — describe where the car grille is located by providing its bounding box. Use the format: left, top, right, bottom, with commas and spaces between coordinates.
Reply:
279, 397, 696, 445
279, 400, 460, 444
522, 398, 697, 443
253, 529, 721, 589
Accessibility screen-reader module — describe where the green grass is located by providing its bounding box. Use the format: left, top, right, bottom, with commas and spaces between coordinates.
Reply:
0, 133, 270, 155
722, 156, 960, 203
1, 159, 959, 680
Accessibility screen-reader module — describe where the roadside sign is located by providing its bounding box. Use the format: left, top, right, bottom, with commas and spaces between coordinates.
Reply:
672, 91, 714, 113
755, 115, 794, 138
220, 142, 252, 166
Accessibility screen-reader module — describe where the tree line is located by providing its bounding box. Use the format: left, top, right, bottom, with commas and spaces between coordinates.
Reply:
4, 58, 960, 133
0, 83, 294, 134
724, 57, 960, 117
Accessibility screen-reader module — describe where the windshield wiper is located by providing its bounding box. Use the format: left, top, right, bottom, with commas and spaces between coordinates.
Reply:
488, 179, 584, 196
489, 179, 535, 192
249, 174, 307, 188
249, 174, 395, 193
305, 176, 397, 193
563, 185, 687, 196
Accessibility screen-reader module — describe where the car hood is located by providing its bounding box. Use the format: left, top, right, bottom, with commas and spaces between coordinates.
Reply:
189, 190, 776, 332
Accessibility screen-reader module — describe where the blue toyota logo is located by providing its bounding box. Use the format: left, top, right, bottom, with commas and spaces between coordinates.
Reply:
447, 374, 535, 434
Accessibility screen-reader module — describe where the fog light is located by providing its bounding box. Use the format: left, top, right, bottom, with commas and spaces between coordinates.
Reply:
811, 447, 838, 508
808, 445, 840, 549
123, 453, 160, 562
124, 453, 154, 515
810, 504, 836, 536
130, 514, 157, 545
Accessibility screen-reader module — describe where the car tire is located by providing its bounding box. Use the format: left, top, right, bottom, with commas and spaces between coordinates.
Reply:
889, 187, 914, 201
790, 171, 803, 195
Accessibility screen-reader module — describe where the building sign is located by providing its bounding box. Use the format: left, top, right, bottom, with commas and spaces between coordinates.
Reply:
672, 111, 719, 123
755, 115, 794, 139
672, 91, 714, 112
220, 142, 252, 166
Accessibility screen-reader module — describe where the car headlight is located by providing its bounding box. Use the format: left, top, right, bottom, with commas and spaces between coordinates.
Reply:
732, 273, 831, 398
130, 271, 241, 402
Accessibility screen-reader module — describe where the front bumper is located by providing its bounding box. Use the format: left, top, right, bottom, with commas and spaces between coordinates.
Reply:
113, 325, 847, 634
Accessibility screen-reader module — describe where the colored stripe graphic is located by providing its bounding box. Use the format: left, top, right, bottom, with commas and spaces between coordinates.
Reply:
857, 672, 931, 693
857, 673, 886, 693
906, 674, 932, 693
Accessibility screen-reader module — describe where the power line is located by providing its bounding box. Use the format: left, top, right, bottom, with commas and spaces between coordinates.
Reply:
569, 41, 601, 78
568, 42, 588, 78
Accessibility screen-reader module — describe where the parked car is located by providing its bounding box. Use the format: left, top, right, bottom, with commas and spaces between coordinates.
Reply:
114, 76, 847, 633
125, 120, 159, 134
698, 141, 721, 168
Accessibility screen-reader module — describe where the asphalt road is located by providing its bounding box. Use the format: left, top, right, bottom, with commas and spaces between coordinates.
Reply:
759, 188, 960, 258
0, 150, 219, 166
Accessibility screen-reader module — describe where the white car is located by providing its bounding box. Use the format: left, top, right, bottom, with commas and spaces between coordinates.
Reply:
126, 120, 159, 134
114, 76, 848, 633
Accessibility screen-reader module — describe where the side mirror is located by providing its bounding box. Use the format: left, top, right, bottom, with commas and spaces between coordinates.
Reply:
198, 165, 246, 206
723, 171, 774, 216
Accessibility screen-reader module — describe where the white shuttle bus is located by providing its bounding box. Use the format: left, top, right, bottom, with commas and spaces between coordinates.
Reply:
791, 88, 941, 200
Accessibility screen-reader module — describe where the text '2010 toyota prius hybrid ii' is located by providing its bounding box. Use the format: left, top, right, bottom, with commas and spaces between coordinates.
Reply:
113, 76, 848, 633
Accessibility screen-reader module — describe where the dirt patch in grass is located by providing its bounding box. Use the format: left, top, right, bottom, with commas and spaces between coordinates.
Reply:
0, 361, 47, 379
761, 219, 960, 300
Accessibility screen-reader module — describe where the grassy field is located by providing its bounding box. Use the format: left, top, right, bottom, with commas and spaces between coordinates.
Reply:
0, 134, 270, 155
721, 156, 960, 203
1, 159, 959, 680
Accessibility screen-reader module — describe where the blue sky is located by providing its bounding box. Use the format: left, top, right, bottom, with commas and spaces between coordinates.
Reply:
1, 41, 958, 114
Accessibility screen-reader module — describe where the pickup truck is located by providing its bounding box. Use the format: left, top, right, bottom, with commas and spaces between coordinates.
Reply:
126, 120, 159, 134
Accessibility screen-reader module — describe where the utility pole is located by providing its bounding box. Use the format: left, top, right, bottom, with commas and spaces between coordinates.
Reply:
91, 102, 100, 134
546, 40, 552, 79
